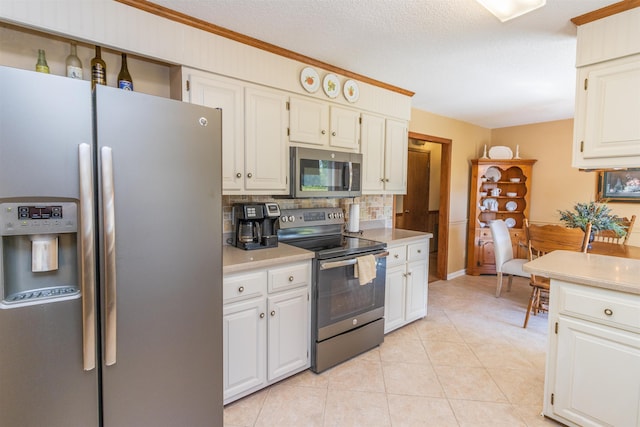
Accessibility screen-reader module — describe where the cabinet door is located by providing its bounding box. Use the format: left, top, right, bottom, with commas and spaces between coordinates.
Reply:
405, 259, 428, 322
329, 106, 360, 151
184, 72, 245, 193
244, 86, 289, 193
553, 316, 640, 427
289, 97, 329, 146
267, 288, 309, 381
223, 298, 267, 402
574, 54, 640, 169
361, 113, 386, 193
384, 264, 407, 333
384, 119, 408, 193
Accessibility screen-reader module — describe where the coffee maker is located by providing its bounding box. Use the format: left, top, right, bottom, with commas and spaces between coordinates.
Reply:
232, 203, 280, 250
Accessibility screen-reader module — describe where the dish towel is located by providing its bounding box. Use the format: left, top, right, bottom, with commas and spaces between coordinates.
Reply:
354, 254, 377, 286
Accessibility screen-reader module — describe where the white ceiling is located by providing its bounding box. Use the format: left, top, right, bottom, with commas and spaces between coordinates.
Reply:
152, 0, 616, 129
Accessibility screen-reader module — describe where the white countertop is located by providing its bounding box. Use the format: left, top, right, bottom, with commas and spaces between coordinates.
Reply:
352, 228, 433, 245
223, 243, 314, 275
523, 250, 640, 295
223, 228, 432, 274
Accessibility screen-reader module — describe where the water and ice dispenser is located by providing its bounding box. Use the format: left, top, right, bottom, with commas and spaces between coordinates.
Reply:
0, 201, 80, 308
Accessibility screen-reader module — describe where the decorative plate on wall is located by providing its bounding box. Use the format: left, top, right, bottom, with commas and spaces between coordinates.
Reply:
300, 67, 320, 93
323, 73, 340, 98
343, 79, 359, 103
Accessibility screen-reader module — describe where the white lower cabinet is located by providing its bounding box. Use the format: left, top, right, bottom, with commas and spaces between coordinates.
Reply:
544, 280, 640, 427
384, 238, 429, 334
223, 261, 311, 404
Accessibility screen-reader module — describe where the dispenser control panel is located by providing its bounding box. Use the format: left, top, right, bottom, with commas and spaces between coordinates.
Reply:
0, 201, 78, 236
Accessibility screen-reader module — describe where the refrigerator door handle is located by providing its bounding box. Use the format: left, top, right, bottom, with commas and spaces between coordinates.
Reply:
101, 146, 117, 366
78, 143, 97, 371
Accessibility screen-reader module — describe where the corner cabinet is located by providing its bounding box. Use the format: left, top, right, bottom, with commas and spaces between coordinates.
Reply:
572, 8, 640, 169
572, 53, 640, 169
466, 159, 536, 275
171, 67, 289, 195
543, 280, 640, 427
361, 114, 408, 194
222, 260, 311, 404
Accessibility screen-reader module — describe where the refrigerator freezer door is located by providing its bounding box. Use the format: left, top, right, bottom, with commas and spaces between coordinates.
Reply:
94, 85, 223, 426
0, 66, 99, 426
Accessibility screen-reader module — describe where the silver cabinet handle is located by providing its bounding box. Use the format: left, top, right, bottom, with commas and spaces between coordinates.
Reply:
101, 146, 117, 367
394, 254, 399, 259
288, 276, 294, 282
238, 286, 244, 293
236, 172, 241, 178
417, 249, 422, 254
270, 310, 276, 316
332, 131, 336, 136
604, 308, 613, 316
78, 143, 96, 372
247, 172, 253, 178
260, 313, 265, 319
321, 130, 326, 135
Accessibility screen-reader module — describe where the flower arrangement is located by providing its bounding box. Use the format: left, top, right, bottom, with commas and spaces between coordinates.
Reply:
558, 201, 627, 236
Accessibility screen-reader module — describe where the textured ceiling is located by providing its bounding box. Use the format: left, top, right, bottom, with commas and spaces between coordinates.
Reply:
151, 0, 616, 129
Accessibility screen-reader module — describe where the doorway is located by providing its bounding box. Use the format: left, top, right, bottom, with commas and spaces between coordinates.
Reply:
396, 132, 452, 281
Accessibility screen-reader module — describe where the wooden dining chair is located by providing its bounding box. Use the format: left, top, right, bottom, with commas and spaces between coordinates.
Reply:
523, 220, 591, 328
593, 215, 636, 245
489, 219, 530, 297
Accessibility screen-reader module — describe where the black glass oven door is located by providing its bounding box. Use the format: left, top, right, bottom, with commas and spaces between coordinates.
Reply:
315, 253, 386, 341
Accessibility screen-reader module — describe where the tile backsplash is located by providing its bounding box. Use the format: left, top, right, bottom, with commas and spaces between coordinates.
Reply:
223, 194, 394, 237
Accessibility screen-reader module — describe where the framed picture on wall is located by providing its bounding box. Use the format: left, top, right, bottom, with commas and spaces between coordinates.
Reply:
597, 169, 640, 202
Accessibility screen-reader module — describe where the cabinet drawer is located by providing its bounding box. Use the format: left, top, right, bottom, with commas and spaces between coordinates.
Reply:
407, 241, 429, 262
387, 245, 407, 266
557, 282, 640, 332
268, 262, 310, 293
223, 271, 267, 303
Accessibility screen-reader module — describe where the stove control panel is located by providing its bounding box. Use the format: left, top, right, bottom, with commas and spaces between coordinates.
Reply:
278, 208, 345, 228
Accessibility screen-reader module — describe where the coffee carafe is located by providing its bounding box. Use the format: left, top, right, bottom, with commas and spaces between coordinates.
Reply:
232, 203, 281, 250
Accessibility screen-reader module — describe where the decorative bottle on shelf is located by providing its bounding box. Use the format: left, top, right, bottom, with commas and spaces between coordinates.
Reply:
35, 49, 49, 74
117, 53, 133, 91
91, 46, 107, 88
65, 42, 83, 79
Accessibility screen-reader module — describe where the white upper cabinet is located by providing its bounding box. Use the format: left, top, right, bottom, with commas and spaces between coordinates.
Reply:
361, 113, 386, 193
384, 118, 409, 193
289, 97, 329, 147
244, 86, 289, 194
572, 9, 640, 169
361, 113, 408, 194
180, 69, 245, 192
288, 96, 360, 152
329, 106, 360, 151
175, 68, 289, 195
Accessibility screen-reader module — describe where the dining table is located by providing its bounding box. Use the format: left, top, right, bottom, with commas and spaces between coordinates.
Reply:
588, 241, 640, 260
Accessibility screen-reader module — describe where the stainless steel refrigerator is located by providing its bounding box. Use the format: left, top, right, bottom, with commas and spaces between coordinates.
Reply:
0, 65, 223, 426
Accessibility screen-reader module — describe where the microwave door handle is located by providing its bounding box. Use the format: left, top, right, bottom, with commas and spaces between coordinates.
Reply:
344, 162, 353, 191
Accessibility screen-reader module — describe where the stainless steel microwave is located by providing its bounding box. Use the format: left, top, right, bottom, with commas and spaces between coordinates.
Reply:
289, 147, 362, 198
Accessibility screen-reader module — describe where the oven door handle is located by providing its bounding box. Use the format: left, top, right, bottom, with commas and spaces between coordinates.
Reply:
319, 251, 389, 270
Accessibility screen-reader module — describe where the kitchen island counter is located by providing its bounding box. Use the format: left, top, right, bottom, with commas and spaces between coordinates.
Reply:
223, 243, 314, 274
523, 249, 640, 295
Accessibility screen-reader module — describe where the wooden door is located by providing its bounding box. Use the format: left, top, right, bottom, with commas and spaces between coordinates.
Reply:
400, 149, 430, 232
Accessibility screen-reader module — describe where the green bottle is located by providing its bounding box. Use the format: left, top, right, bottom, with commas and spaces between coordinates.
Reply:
35, 49, 50, 74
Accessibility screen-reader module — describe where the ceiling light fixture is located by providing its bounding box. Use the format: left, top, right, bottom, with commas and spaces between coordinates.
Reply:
475, 0, 546, 22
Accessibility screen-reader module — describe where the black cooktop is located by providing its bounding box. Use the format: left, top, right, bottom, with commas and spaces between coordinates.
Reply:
285, 234, 386, 260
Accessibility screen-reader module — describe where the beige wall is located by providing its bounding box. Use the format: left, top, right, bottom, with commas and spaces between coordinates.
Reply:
492, 119, 640, 246
409, 108, 491, 276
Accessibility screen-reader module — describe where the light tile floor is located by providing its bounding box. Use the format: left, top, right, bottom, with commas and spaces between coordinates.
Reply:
224, 274, 563, 427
